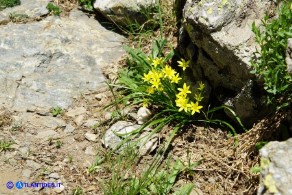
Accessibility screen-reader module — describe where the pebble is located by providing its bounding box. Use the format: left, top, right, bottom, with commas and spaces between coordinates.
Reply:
95, 93, 107, 100
136, 107, 151, 124
104, 112, 112, 121
83, 119, 99, 128
64, 124, 75, 133
85, 146, 96, 156
84, 132, 98, 142
26, 160, 41, 170
49, 172, 60, 179
55, 184, 65, 193
74, 115, 84, 126
22, 169, 32, 178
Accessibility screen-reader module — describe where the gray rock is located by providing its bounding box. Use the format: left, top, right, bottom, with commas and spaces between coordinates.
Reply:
94, 0, 158, 26
286, 38, 292, 76
136, 107, 151, 124
0, 0, 49, 25
64, 124, 75, 133
26, 160, 41, 170
0, 9, 125, 112
19, 146, 29, 156
258, 138, 292, 195
102, 121, 140, 149
104, 112, 112, 121
65, 107, 87, 118
36, 129, 57, 139
85, 146, 96, 156
84, 132, 98, 142
22, 169, 32, 178
137, 131, 158, 156
83, 118, 99, 128
48, 172, 60, 179
74, 115, 84, 126
178, 0, 272, 127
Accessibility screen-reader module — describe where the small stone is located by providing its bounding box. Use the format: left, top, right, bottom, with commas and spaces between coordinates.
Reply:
64, 124, 75, 133
49, 172, 60, 179
102, 121, 141, 149
19, 147, 29, 155
85, 146, 96, 156
104, 112, 112, 121
36, 130, 57, 139
136, 107, 151, 124
138, 132, 158, 156
65, 107, 87, 117
55, 184, 65, 193
85, 132, 98, 142
74, 115, 84, 126
22, 169, 32, 178
83, 119, 99, 128
95, 93, 107, 100
26, 160, 41, 170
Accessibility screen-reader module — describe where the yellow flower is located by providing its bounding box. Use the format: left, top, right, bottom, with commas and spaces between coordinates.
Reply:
176, 96, 189, 112
163, 65, 176, 79
143, 71, 152, 82
194, 93, 204, 102
198, 81, 205, 91
150, 78, 161, 89
170, 73, 182, 84
142, 99, 149, 108
188, 101, 203, 115
151, 57, 164, 68
178, 83, 191, 97
178, 59, 190, 71
147, 87, 155, 94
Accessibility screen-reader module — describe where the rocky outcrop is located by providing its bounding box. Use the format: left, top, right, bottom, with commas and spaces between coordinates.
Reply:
258, 138, 292, 195
176, 0, 273, 127
286, 38, 292, 76
93, 0, 158, 27
0, 9, 125, 113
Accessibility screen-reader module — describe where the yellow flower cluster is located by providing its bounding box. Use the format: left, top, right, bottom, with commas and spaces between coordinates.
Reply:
143, 57, 182, 94
175, 83, 204, 115
142, 57, 204, 115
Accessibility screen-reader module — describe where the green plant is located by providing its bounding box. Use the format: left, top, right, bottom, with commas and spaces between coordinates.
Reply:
0, 140, 13, 152
11, 123, 21, 131
87, 155, 104, 175
101, 145, 197, 195
68, 155, 73, 163
0, 0, 20, 11
251, 1, 292, 109
51, 106, 63, 117
46, 3, 62, 16
72, 187, 83, 195
78, 0, 93, 11
55, 140, 63, 149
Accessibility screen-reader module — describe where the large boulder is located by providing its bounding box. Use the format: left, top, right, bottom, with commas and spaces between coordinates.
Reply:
176, 0, 273, 127
0, 9, 125, 113
258, 138, 292, 195
286, 38, 292, 76
94, 0, 158, 27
